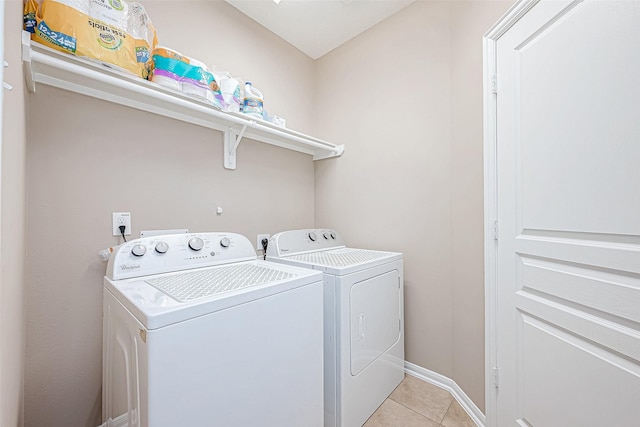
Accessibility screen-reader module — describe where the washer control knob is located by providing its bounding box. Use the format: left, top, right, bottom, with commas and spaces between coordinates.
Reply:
188, 237, 204, 251
131, 244, 146, 257
155, 241, 169, 254
323, 232, 329, 239
308, 231, 318, 242
330, 232, 336, 239
220, 237, 231, 248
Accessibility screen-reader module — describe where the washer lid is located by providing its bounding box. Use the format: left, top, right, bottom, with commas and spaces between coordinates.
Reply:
289, 248, 393, 267
145, 263, 295, 302
275, 247, 402, 276
104, 260, 323, 330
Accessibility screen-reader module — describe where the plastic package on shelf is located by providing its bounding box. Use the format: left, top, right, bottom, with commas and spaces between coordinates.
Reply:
261, 110, 286, 128
271, 115, 286, 128
150, 46, 224, 110
213, 71, 242, 113
24, 0, 158, 79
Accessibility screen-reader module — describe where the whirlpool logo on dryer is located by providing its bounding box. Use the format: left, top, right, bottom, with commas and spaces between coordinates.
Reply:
120, 264, 141, 271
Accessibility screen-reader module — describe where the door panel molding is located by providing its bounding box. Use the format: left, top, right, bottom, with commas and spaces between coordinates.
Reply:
520, 256, 640, 325
520, 313, 640, 425
517, 291, 640, 362
515, 235, 640, 274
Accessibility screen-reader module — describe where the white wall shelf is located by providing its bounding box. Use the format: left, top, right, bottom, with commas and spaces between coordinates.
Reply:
21, 31, 344, 169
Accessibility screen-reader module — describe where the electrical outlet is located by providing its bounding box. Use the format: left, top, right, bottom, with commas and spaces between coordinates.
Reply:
257, 234, 270, 251
112, 212, 131, 236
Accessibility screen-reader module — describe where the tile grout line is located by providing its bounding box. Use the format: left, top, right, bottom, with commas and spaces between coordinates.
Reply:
387, 395, 454, 426
440, 399, 455, 425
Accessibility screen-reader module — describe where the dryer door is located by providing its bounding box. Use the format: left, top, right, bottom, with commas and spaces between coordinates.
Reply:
350, 269, 401, 375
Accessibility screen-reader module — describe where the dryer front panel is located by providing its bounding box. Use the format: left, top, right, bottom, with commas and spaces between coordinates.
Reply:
349, 269, 401, 376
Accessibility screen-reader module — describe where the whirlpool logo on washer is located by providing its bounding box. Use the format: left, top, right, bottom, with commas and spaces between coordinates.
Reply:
120, 264, 141, 271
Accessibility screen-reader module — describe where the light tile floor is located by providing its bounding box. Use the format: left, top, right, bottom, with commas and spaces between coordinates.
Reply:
363, 375, 476, 427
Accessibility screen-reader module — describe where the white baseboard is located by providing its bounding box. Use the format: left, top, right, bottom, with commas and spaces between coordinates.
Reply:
98, 366, 483, 427
97, 413, 129, 427
404, 361, 486, 427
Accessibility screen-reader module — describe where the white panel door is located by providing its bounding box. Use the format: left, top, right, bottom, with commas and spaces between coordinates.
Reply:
491, 1, 640, 425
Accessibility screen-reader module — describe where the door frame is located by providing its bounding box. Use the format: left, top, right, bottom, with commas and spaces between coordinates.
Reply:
482, 1, 542, 426
0, 0, 5, 419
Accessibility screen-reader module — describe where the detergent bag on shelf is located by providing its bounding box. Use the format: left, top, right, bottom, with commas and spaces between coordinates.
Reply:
26, 0, 158, 79
24, 0, 37, 34
151, 47, 225, 109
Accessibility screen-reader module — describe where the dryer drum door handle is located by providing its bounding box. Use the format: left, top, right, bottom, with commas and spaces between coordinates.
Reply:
358, 313, 365, 341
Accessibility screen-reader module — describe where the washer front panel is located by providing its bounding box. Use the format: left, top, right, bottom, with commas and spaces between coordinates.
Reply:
146, 263, 296, 302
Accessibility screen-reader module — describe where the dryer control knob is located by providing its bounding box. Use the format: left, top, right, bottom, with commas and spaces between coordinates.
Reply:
188, 237, 204, 251
330, 232, 336, 239
308, 231, 318, 242
220, 237, 231, 248
323, 232, 329, 239
131, 244, 147, 257
155, 241, 169, 254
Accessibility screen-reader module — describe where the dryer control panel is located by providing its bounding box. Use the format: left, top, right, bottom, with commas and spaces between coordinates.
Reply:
266, 229, 346, 258
106, 232, 256, 280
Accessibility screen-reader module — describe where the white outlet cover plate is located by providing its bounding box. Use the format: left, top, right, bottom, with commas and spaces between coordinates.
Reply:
257, 234, 270, 251
112, 212, 131, 236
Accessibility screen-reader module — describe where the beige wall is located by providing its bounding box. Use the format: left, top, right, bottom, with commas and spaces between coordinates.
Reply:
23, 2, 316, 426
2, 1, 28, 426
315, 0, 511, 411
316, 0, 454, 376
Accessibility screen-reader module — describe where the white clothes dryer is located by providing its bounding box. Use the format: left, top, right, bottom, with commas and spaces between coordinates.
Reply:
266, 229, 404, 427
102, 232, 324, 427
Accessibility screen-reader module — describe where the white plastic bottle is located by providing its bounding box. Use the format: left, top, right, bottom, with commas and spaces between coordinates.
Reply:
242, 82, 264, 120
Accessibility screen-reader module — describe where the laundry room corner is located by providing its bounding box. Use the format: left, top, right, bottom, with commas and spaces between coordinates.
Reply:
314, 0, 513, 414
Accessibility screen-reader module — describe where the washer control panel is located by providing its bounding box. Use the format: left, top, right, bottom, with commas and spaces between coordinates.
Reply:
107, 232, 256, 280
266, 229, 345, 258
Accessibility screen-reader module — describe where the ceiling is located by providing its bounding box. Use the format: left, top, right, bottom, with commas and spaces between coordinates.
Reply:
224, 0, 415, 60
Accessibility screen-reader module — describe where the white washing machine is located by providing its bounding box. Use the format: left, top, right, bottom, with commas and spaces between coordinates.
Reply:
102, 232, 324, 427
266, 229, 404, 427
